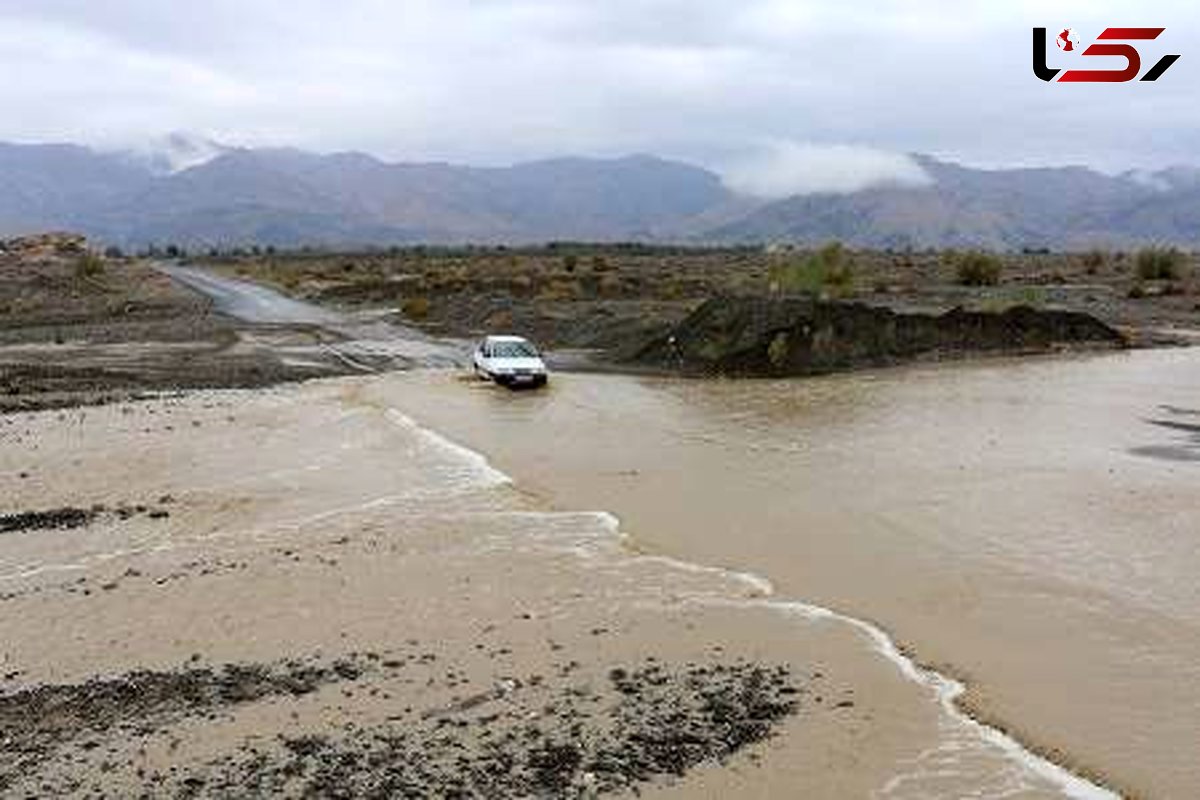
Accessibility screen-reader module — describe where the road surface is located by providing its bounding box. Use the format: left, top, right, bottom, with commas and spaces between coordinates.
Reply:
162, 263, 468, 370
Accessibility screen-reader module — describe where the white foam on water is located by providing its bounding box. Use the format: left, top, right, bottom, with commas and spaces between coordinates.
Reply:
595, 550, 1116, 799
384, 408, 510, 490
379, 409, 1119, 800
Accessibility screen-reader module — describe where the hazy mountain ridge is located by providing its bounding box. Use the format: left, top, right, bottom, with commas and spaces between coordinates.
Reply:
710, 155, 1200, 250
0, 140, 1197, 249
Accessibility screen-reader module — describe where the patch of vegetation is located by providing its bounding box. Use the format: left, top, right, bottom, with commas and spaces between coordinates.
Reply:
1082, 249, 1107, 274
401, 296, 431, 320
73, 252, 106, 280
954, 251, 1003, 286
1135, 247, 1186, 281
769, 241, 854, 297
767, 332, 790, 368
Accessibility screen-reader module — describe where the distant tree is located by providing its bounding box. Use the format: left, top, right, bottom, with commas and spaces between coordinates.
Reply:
103, 245, 124, 259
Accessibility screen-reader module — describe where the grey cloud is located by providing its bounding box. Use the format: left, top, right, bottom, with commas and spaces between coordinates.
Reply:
0, 0, 1196, 177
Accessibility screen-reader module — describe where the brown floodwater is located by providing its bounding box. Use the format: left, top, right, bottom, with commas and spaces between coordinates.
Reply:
2, 374, 1107, 798
376, 347, 1200, 799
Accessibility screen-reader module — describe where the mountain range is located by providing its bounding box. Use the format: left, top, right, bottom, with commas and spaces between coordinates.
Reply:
1, 138, 1198, 250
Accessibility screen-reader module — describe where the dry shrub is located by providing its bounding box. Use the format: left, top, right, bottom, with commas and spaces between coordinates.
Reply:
1136, 247, 1185, 281
402, 296, 431, 320
538, 280, 583, 302
954, 251, 1002, 286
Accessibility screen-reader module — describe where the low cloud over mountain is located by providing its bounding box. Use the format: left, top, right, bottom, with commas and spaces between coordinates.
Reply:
1, 140, 1198, 250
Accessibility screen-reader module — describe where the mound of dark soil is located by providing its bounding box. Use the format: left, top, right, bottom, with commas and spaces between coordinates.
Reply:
631, 294, 1128, 375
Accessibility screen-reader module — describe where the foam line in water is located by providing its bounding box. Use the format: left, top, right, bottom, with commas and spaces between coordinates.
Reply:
383, 406, 1116, 799
653, 566, 1117, 799
814, 605, 1115, 799
384, 408, 510, 488
517, 510, 1117, 798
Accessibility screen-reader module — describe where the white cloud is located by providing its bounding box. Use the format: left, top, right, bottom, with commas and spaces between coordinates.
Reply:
722, 142, 932, 198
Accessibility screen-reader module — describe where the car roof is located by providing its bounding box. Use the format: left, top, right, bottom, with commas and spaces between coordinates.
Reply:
484, 335, 531, 343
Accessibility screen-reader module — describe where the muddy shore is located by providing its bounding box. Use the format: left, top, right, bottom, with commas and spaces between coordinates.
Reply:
0, 236, 370, 412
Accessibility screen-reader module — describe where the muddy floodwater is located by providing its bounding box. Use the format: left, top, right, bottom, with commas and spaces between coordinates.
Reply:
377, 347, 1200, 799
1, 346, 1196, 797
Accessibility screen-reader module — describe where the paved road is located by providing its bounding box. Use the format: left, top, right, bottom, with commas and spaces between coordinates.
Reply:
161, 263, 468, 370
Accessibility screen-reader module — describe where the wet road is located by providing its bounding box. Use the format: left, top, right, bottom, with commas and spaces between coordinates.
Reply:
163, 265, 343, 326
162, 263, 469, 370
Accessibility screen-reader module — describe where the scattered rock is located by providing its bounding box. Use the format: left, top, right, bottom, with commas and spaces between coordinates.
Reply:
0, 507, 97, 534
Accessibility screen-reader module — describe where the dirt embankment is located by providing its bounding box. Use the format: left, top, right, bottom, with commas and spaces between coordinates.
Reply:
0, 234, 336, 412
631, 295, 1128, 376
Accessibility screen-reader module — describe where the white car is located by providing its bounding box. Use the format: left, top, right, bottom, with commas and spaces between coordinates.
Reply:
472, 335, 549, 388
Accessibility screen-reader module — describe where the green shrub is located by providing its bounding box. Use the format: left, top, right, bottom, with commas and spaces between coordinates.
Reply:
1135, 247, 1185, 281
1017, 287, 1047, 307
955, 251, 1002, 286
769, 241, 854, 297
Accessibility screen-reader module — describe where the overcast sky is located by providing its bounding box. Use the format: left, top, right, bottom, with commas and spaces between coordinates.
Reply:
0, 0, 1196, 194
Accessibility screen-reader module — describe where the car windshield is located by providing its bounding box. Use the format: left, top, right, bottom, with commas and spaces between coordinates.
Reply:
490, 340, 538, 358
